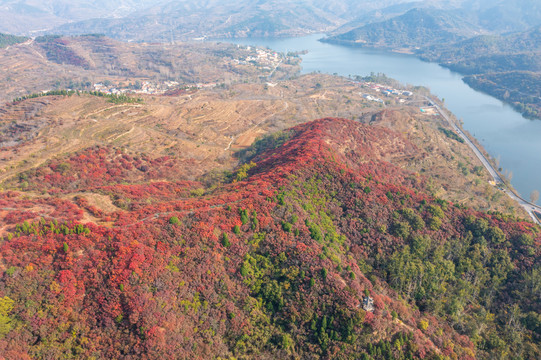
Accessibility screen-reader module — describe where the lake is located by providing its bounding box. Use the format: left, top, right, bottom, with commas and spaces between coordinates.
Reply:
222, 34, 541, 202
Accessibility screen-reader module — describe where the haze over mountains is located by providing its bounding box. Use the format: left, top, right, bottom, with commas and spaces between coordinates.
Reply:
0, 0, 411, 39
1, 1, 539, 40
0, 0, 160, 34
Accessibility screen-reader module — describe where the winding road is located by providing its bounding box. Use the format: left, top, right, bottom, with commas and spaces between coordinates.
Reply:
427, 96, 541, 225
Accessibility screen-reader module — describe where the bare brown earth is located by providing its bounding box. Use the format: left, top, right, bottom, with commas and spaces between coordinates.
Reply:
0, 71, 527, 219
1, 75, 372, 184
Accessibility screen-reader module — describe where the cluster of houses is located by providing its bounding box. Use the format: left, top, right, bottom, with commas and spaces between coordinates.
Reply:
91, 80, 221, 96
92, 81, 182, 95
362, 94, 385, 104
233, 46, 282, 71
360, 81, 414, 105
363, 82, 413, 97
84, 47, 282, 96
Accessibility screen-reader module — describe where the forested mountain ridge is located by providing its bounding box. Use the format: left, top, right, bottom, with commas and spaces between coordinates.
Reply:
0, 118, 539, 359
421, 25, 541, 72
324, 8, 485, 51
421, 25, 541, 119
1, 1, 540, 358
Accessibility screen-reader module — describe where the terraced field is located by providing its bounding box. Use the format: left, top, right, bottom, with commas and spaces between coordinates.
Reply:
0, 73, 527, 219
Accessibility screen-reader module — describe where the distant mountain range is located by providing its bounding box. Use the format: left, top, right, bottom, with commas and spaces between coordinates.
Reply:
50, 0, 419, 42
327, 0, 541, 39
327, 2, 436, 36
465, 0, 541, 33
2, 0, 541, 41
52, 1, 343, 41
0, 0, 412, 39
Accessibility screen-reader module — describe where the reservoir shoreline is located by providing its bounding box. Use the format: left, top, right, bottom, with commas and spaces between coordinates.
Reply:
220, 34, 541, 203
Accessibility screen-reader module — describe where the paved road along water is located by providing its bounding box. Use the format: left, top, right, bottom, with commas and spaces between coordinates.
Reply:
222, 34, 541, 203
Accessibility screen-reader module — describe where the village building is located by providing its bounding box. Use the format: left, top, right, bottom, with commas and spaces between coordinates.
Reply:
362, 295, 375, 312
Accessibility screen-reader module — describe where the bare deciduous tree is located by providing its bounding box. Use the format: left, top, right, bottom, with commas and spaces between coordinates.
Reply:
530, 190, 539, 204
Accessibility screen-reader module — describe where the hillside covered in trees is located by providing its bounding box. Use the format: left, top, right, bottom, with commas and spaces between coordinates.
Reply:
0, 118, 539, 359
324, 8, 484, 50
0, 33, 27, 48
420, 25, 541, 119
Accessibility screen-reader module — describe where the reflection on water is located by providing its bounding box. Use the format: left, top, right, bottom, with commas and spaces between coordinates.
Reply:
223, 34, 541, 199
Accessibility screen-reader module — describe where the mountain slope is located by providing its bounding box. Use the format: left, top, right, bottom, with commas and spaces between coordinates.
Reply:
51, 0, 343, 41
0, 0, 163, 34
328, 2, 431, 36
48, 0, 416, 41
0, 118, 539, 358
471, 0, 541, 33
324, 8, 484, 50
421, 25, 541, 118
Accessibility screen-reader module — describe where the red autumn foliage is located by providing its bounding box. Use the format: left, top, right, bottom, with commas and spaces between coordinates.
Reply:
0, 118, 538, 359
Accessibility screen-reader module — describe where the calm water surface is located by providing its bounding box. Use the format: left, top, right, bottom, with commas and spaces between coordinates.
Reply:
223, 34, 541, 200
